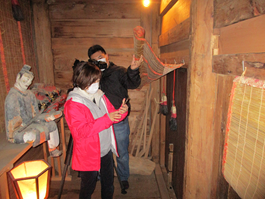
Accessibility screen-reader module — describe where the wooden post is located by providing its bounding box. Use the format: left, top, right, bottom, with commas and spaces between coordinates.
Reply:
144, 101, 160, 158
167, 143, 174, 188
32, 0, 54, 85
135, 88, 153, 157
183, 0, 217, 198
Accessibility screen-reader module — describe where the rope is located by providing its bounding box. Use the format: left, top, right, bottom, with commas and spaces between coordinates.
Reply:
172, 70, 176, 104
0, 26, 10, 93
17, 21, 26, 64
162, 75, 165, 95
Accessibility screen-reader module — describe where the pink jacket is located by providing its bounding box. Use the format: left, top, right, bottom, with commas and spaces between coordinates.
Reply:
64, 93, 127, 171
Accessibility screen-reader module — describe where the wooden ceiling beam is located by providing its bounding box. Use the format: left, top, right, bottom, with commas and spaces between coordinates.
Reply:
160, 0, 178, 17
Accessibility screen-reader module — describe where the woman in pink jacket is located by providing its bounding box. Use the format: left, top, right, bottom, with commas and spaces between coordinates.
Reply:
64, 60, 128, 199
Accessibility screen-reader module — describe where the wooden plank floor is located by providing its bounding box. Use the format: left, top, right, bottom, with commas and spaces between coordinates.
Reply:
49, 171, 161, 199
48, 169, 162, 199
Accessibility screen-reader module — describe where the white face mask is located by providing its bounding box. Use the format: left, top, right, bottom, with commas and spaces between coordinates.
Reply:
97, 58, 106, 63
85, 82, 99, 94
97, 58, 107, 71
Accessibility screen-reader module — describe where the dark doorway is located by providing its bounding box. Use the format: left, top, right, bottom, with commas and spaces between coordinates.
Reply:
165, 68, 187, 198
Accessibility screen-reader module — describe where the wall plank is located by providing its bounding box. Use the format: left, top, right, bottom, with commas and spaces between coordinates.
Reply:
212, 53, 265, 80
160, 39, 190, 65
214, 0, 265, 28
54, 50, 134, 71
214, 15, 265, 55
49, 2, 141, 19
161, 0, 191, 34
159, 17, 190, 47
52, 37, 134, 49
51, 19, 140, 38
52, 38, 134, 69
160, 50, 189, 67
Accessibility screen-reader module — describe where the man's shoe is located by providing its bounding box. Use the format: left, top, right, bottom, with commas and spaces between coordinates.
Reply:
122, 181, 129, 189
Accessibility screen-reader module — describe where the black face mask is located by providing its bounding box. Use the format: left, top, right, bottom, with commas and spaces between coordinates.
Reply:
89, 59, 107, 71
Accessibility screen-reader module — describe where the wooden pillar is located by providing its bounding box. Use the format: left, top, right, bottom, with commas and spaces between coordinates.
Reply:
140, 2, 161, 163
183, 0, 217, 198
32, 0, 54, 85
150, 2, 161, 164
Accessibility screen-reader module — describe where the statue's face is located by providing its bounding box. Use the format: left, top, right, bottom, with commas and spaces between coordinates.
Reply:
17, 73, 34, 91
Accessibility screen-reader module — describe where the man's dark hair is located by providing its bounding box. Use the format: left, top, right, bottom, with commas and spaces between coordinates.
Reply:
88, 45, 106, 59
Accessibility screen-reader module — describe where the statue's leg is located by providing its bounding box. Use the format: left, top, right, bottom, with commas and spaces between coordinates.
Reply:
27, 123, 50, 147
47, 129, 59, 149
46, 121, 62, 157
13, 126, 39, 144
13, 123, 49, 147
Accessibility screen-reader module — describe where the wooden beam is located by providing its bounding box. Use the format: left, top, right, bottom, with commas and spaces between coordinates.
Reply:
160, 0, 179, 17
184, 0, 217, 198
211, 74, 234, 198
159, 17, 190, 47
212, 53, 265, 80
159, 77, 166, 166
32, 1, 54, 85
160, 39, 190, 66
213, 15, 265, 55
150, 2, 161, 163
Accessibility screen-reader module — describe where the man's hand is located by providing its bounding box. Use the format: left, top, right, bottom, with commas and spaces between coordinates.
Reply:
119, 98, 129, 114
130, 55, 143, 70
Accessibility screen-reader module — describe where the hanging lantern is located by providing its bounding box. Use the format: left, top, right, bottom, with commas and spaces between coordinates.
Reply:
8, 160, 52, 199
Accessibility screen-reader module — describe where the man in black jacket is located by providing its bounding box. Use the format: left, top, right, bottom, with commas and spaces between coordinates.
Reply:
88, 45, 142, 190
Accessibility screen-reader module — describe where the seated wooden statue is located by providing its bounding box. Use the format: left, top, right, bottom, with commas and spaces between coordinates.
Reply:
5, 65, 62, 157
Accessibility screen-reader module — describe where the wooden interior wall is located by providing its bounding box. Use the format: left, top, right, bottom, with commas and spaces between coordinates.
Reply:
165, 69, 187, 198
158, 0, 191, 197
159, 0, 264, 198
211, 0, 265, 198
48, 0, 161, 160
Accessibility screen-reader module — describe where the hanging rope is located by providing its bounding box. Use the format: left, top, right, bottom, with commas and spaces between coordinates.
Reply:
169, 70, 177, 131
172, 70, 176, 105
158, 75, 168, 115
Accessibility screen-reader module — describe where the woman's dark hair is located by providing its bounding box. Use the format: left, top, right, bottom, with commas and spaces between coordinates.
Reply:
72, 60, 101, 90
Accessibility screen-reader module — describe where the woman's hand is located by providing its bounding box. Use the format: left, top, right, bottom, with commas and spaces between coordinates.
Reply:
119, 98, 128, 114
109, 111, 121, 122
130, 55, 143, 70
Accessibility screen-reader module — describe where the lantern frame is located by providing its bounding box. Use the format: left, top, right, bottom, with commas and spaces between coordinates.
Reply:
8, 159, 52, 199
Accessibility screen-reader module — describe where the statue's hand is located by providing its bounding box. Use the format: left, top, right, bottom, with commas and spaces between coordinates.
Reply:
23, 130, 36, 143
44, 111, 62, 122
